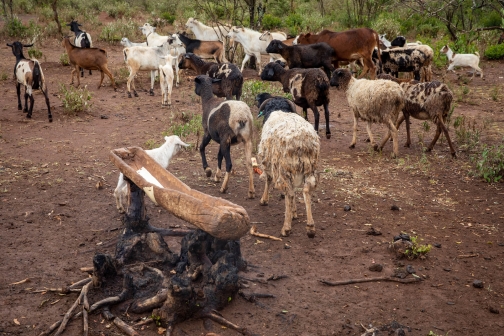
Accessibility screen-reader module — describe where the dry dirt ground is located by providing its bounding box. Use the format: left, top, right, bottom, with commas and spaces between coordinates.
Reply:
1, 31, 504, 336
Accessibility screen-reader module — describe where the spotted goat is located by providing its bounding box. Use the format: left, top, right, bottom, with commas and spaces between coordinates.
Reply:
7, 41, 52, 122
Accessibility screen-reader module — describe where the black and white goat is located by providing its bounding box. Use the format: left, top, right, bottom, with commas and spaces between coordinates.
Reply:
7, 41, 52, 122
194, 75, 255, 198
260, 62, 332, 139
67, 20, 93, 77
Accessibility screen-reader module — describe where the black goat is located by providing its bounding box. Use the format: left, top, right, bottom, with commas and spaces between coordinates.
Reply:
265, 39, 335, 76
7, 41, 52, 122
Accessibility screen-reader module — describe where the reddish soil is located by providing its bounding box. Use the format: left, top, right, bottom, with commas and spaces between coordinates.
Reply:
0, 34, 503, 336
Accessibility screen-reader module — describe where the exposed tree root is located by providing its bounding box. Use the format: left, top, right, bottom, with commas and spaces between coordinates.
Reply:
113, 316, 139, 336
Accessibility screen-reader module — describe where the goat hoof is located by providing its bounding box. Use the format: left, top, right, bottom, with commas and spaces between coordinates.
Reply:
26, 114, 32, 119
134, 91, 139, 97
451, 152, 457, 158
349, 144, 356, 149
18, 105, 22, 110
219, 187, 227, 194
281, 229, 291, 237
373, 145, 379, 152
149, 90, 154, 96
127, 92, 132, 98
259, 199, 268, 206
248, 191, 255, 199
205, 168, 212, 178
307, 231, 316, 239
326, 133, 331, 140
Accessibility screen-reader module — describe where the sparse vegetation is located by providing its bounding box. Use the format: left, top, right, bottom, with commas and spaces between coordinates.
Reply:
241, 80, 291, 108
474, 143, 504, 183
163, 112, 202, 149
60, 53, 70, 66
453, 115, 484, 152
27, 47, 42, 59
404, 236, 432, 260
58, 84, 93, 115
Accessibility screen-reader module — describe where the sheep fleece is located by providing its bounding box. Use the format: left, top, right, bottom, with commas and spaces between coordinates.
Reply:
258, 112, 320, 190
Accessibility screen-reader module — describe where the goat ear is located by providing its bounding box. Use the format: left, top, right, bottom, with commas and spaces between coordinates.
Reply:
267, 68, 274, 77
212, 78, 222, 83
7, 43, 12, 47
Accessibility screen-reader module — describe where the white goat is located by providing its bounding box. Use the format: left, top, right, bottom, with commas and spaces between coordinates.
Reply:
120, 37, 147, 47
159, 54, 175, 106
185, 17, 229, 41
139, 23, 185, 86
226, 26, 286, 73
440, 45, 483, 79
330, 68, 405, 158
114, 135, 189, 213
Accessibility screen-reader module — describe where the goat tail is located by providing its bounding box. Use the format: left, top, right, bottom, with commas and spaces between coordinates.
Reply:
474, 51, 480, 58
32, 61, 41, 91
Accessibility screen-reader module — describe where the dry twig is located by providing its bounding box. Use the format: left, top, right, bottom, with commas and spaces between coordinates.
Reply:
320, 276, 422, 286
249, 225, 282, 241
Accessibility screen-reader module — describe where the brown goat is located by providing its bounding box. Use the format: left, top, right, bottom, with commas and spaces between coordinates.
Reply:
295, 28, 381, 79
61, 36, 116, 90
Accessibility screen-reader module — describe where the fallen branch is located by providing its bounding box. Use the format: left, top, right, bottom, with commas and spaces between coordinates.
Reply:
80, 267, 94, 273
239, 276, 267, 285
89, 274, 134, 313
9, 278, 30, 285
69, 277, 92, 289
267, 274, 287, 281
320, 276, 422, 286
203, 312, 250, 335
37, 312, 82, 336
133, 318, 154, 327
32, 288, 82, 294
457, 253, 479, 259
250, 225, 282, 241
82, 307, 89, 336
54, 287, 86, 336
113, 317, 139, 336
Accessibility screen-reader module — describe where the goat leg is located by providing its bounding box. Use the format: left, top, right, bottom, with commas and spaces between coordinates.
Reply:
16, 83, 22, 110
23, 91, 29, 112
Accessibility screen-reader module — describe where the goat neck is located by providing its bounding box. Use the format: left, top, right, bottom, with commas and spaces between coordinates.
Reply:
188, 54, 208, 73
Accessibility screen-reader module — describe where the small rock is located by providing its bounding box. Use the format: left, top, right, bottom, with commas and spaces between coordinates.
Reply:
391, 205, 400, 211
473, 280, 484, 288
489, 306, 500, 314
100, 115, 109, 119
433, 243, 442, 248
344, 205, 351, 212
369, 264, 383, 272
443, 267, 452, 272
447, 302, 455, 305
367, 227, 382, 236
406, 265, 415, 274
284, 244, 291, 249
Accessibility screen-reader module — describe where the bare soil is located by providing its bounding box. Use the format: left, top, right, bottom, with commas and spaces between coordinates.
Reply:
1, 33, 504, 336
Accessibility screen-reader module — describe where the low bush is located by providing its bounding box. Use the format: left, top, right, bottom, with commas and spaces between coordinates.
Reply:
240, 80, 292, 108
28, 48, 43, 60
60, 53, 70, 66
262, 14, 282, 30
58, 84, 93, 115
474, 144, 504, 183
484, 44, 504, 60
372, 15, 401, 39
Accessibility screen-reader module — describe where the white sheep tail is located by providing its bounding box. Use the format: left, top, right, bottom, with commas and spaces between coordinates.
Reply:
474, 51, 480, 58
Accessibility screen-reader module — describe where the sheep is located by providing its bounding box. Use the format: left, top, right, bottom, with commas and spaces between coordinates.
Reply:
66, 20, 93, 78
379, 78, 457, 157
372, 46, 431, 82
61, 36, 116, 90
123, 40, 178, 98
169, 33, 227, 63
159, 54, 176, 106
256, 94, 320, 238
178, 52, 243, 100
440, 45, 483, 79
330, 68, 405, 158
260, 62, 332, 139
194, 75, 255, 198
120, 37, 147, 47
7, 41, 52, 122
114, 135, 189, 213
265, 39, 335, 77
225, 27, 287, 74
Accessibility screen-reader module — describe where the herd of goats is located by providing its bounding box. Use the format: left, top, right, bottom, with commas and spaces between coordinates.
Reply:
7, 18, 485, 238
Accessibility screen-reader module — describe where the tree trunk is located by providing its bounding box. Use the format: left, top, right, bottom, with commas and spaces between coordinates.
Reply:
51, 0, 63, 36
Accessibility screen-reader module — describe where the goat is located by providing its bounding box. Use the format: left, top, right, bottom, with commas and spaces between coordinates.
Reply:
159, 54, 176, 106
66, 20, 93, 78
265, 39, 335, 77
379, 78, 457, 157
114, 135, 189, 213
169, 33, 226, 63
185, 18, 229, 42
123, 40, 175, 97
225, 26, 286, 74
330, 68, 405, 158
256, 94, 320, 238
7, 41, 52, 122
440, 45, 483, 79
139, 24, 185, 86
120, 37, 147, 47
379, 34, 423, 48
61, 36, 116, 90
178, 52, 243, 100
260, 62, 332, 139
194, 75, 255, 198
294, 28, 381, 79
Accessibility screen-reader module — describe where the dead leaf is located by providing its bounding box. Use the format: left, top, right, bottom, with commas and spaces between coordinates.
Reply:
96, 181, 103, 189
13, 319, 20, 325
157, 327, 167, 334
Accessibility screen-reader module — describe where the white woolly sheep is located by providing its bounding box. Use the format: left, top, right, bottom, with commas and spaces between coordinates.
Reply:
440, 45, 483, 79
256, 94, 320, 238
159, 54, 176, 106
7, 41, 52, 122
114, 135, 189, 213
194, 75, 255, 198
330, 68, 405, 158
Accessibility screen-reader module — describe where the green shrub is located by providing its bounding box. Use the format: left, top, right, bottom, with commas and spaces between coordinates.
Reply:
28, 48, 43, 59
163, 113, 202, 148
240, 80, 292, 108
99, 18, 140, 43
113, 67, 130, 86
161, 12, 176, 24
285, 13, 303, 29
403, 236, 432, 260
4, 17, 28, 38
481, 10, 502, 28
58, 84, 93, 115
60, 53, 70, 66
262, 14, 282, 30
453, 115, 483, 152
475, 144, 504, 183
485, 44, 504, 60
372, 16, 401, 39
